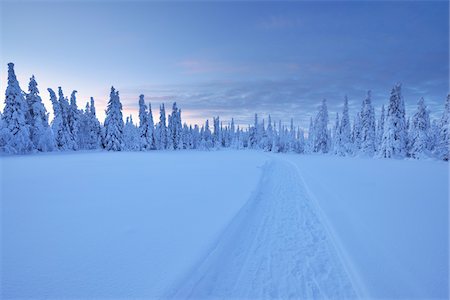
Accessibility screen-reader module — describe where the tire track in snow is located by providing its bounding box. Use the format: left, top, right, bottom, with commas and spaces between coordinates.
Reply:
170, 159, 357, 299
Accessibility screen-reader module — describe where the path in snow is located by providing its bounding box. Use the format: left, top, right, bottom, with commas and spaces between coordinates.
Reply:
170, 159, 358, 299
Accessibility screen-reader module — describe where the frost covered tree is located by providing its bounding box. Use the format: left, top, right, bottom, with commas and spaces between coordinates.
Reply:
138, 94, 151, 150
25, 75, 54, 152
435, 94, 449, 160
168, 102, 183, 150
57, 87, 77, 150
359, 91, 376, 156
103, 86, 124, 151
306, 117, 314, 153
148, 103, 156, 149
1, 63, 32, 154
87, 97, 102, 149
379, 84, 407, 158
156, 104, 167, 150
249, 114, 260, 149
213, 116, 221, 148
49, 88, 68, 150
408, 98, 431, 159
313, 99, 329, 153
376, 105, 385, 151
337, 96, 352, 156
78, 97, 102, 150
332, 113, 340, 154
123, 115, 140, 151
68, 90, 81, 150
264, 115, 274, 151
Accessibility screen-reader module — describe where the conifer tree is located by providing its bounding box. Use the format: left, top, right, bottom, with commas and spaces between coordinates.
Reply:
380, 84, 407, 158
25, 75, 54, 151
313, 99, 329, 153
409, 97, 431, 158
435, 94, 449, 160
359, 91, 376, 156
138, 94, 150, 150
1, 63, 32, 153
103, 86, 124, 151
338, 96, 352, 156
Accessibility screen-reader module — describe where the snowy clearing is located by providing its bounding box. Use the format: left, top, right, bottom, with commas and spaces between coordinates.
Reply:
1, 150, 448, 299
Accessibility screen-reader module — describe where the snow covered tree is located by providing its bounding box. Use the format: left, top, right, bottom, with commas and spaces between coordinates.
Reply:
379, 84, 407, 158
337, 96, 352, 156
138, 94, 151, 150
408, 97, 431, 159
123, 115, 140, 151
352, 112, 362, 151
25, 75, 54, 152
168, 102, 183, 150
49, 88, 67, 150
1, 63, 32, 154
68, 90, 80, 150
306, 117, 314, 153
264, 115, 274, 151
103, 86, 124, 151
435, 94, 449, 160
313, 99, 329, 153
359, 91, 376, 156
376, 105, 385, 152
332, 112, 340, 154
78, 97, 102, 150
213, 116, 221, 149
148, 103, 156, 149
156, 104, 167, 150
249, 113, 260, 149
87, 97, 102, 149
54, 87, 77, 150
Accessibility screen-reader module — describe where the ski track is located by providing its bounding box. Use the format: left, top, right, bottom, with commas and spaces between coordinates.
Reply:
169, 159, 357, 299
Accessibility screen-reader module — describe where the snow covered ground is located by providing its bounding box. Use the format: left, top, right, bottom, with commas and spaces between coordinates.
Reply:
1, 150, 448, 299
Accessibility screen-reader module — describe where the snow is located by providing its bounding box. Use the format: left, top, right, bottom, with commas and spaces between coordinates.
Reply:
1, 150, 448, 299
284, 154, 449, 299
1, 150, 267, 298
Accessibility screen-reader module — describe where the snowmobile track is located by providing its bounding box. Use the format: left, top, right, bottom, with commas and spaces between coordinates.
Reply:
171, 159, 357, 299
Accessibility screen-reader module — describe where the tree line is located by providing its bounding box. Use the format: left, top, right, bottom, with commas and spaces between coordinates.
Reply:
1, 63, 448, 160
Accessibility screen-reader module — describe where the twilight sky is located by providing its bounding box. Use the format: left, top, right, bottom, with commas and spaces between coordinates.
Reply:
0, 0, 448, 128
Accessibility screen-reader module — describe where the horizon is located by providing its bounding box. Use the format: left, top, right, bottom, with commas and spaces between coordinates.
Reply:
0, 1, 448, 128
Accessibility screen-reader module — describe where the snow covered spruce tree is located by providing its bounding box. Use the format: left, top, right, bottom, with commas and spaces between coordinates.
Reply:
168, 102, 183, 150
379, 84, 407, 158
123, 115, 140, 151
435, 94, 449, 160
51, 87, 77, 150
359, 91, 376, 156
337, 96, 352, 156
103, 86, 124, 151
68, 90, 81, 150
313, 99, 329, 153
87, 97, 102, 149
156, 104, 167, 150
213, 116, 221, 149
332, 113, 340, 154
147, 102, 156, 149
138, 94, 151, 150
78, 97, 102, 150
1, 63, 32, 154
49, 88, 68, 150
376, 105, 385, 152
25, 75, 54, 152
408, 97, 431, 159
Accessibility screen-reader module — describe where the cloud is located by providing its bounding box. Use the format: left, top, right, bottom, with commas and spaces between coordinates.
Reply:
119, 77, 448, 130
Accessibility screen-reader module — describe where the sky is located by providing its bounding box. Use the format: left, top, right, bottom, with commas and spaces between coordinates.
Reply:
0, 0, 448, 128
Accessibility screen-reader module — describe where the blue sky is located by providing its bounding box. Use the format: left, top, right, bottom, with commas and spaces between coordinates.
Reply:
1, 0, 448, 127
